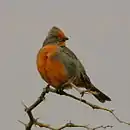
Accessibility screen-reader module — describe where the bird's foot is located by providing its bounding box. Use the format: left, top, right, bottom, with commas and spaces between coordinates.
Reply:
56, 87, 66, 95
80, 91, 85, 97
45, 84, 50, 93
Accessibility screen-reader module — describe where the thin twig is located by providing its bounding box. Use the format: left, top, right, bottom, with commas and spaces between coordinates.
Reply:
111, 112, 130, 125
35, 121, 113, 130
93, 125, 113, 130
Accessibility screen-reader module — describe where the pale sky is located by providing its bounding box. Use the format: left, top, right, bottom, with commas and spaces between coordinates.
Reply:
0, 0, 130, 130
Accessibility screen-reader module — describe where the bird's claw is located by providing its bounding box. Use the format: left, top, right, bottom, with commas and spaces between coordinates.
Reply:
80, 91, 85, 97
56, 87, 66, 95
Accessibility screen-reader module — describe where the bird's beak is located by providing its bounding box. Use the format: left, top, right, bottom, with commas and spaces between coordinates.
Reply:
63, 36, 69, 41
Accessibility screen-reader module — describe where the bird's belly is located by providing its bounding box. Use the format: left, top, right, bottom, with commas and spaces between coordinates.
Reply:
37, 50, 68, 88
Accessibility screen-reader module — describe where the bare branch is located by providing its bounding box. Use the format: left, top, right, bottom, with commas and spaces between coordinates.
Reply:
35, 121, 113, 130
49, 88, 113, 112
48, 87, 130, 125
20, 85, 130, 130
20, 85, 50, 130
25, 84, 50, 112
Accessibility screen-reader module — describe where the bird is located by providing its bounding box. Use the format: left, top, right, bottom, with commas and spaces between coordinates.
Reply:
36, 26, 111, 103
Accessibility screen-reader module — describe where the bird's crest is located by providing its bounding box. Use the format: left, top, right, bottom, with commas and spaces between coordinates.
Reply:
43, 26, 68, 47
48, 26, 65, 39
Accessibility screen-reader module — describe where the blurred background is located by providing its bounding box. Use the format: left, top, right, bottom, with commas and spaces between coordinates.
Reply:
0, 0, 130, 130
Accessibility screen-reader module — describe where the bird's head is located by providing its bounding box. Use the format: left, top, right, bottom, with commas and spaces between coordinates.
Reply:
43, 26, 69, 47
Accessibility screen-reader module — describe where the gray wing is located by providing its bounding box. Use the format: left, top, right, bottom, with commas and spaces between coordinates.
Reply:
51, 46, 91, 87
56, 46, 111, 102
61, 46, 91, 85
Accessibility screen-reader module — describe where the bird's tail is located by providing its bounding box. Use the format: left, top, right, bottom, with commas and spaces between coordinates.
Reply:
80, 73, 111, 103
89, 84, 111, 103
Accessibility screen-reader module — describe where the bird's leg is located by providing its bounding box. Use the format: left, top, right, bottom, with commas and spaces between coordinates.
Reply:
62, 76, 76, 87
70, 83, 98, 97
45, 84, 50, 92
69, 77, 83, 94
70, 83, 82, 93
56, 77, 77, 95
56, 85, 66, 95
70, 83, 85, 101
80, 89, 99, 97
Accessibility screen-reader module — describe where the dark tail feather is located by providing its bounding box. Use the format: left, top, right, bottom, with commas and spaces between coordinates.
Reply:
90, 84, 111, 103
80, 73, 111, 103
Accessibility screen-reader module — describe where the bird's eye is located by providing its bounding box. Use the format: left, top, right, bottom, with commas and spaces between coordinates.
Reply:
53, 36, 59, 39
53, 36, 62, 41
52, 35, 66, 42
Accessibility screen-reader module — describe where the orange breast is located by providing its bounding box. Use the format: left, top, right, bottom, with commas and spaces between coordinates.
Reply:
36, 45, 68, 88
